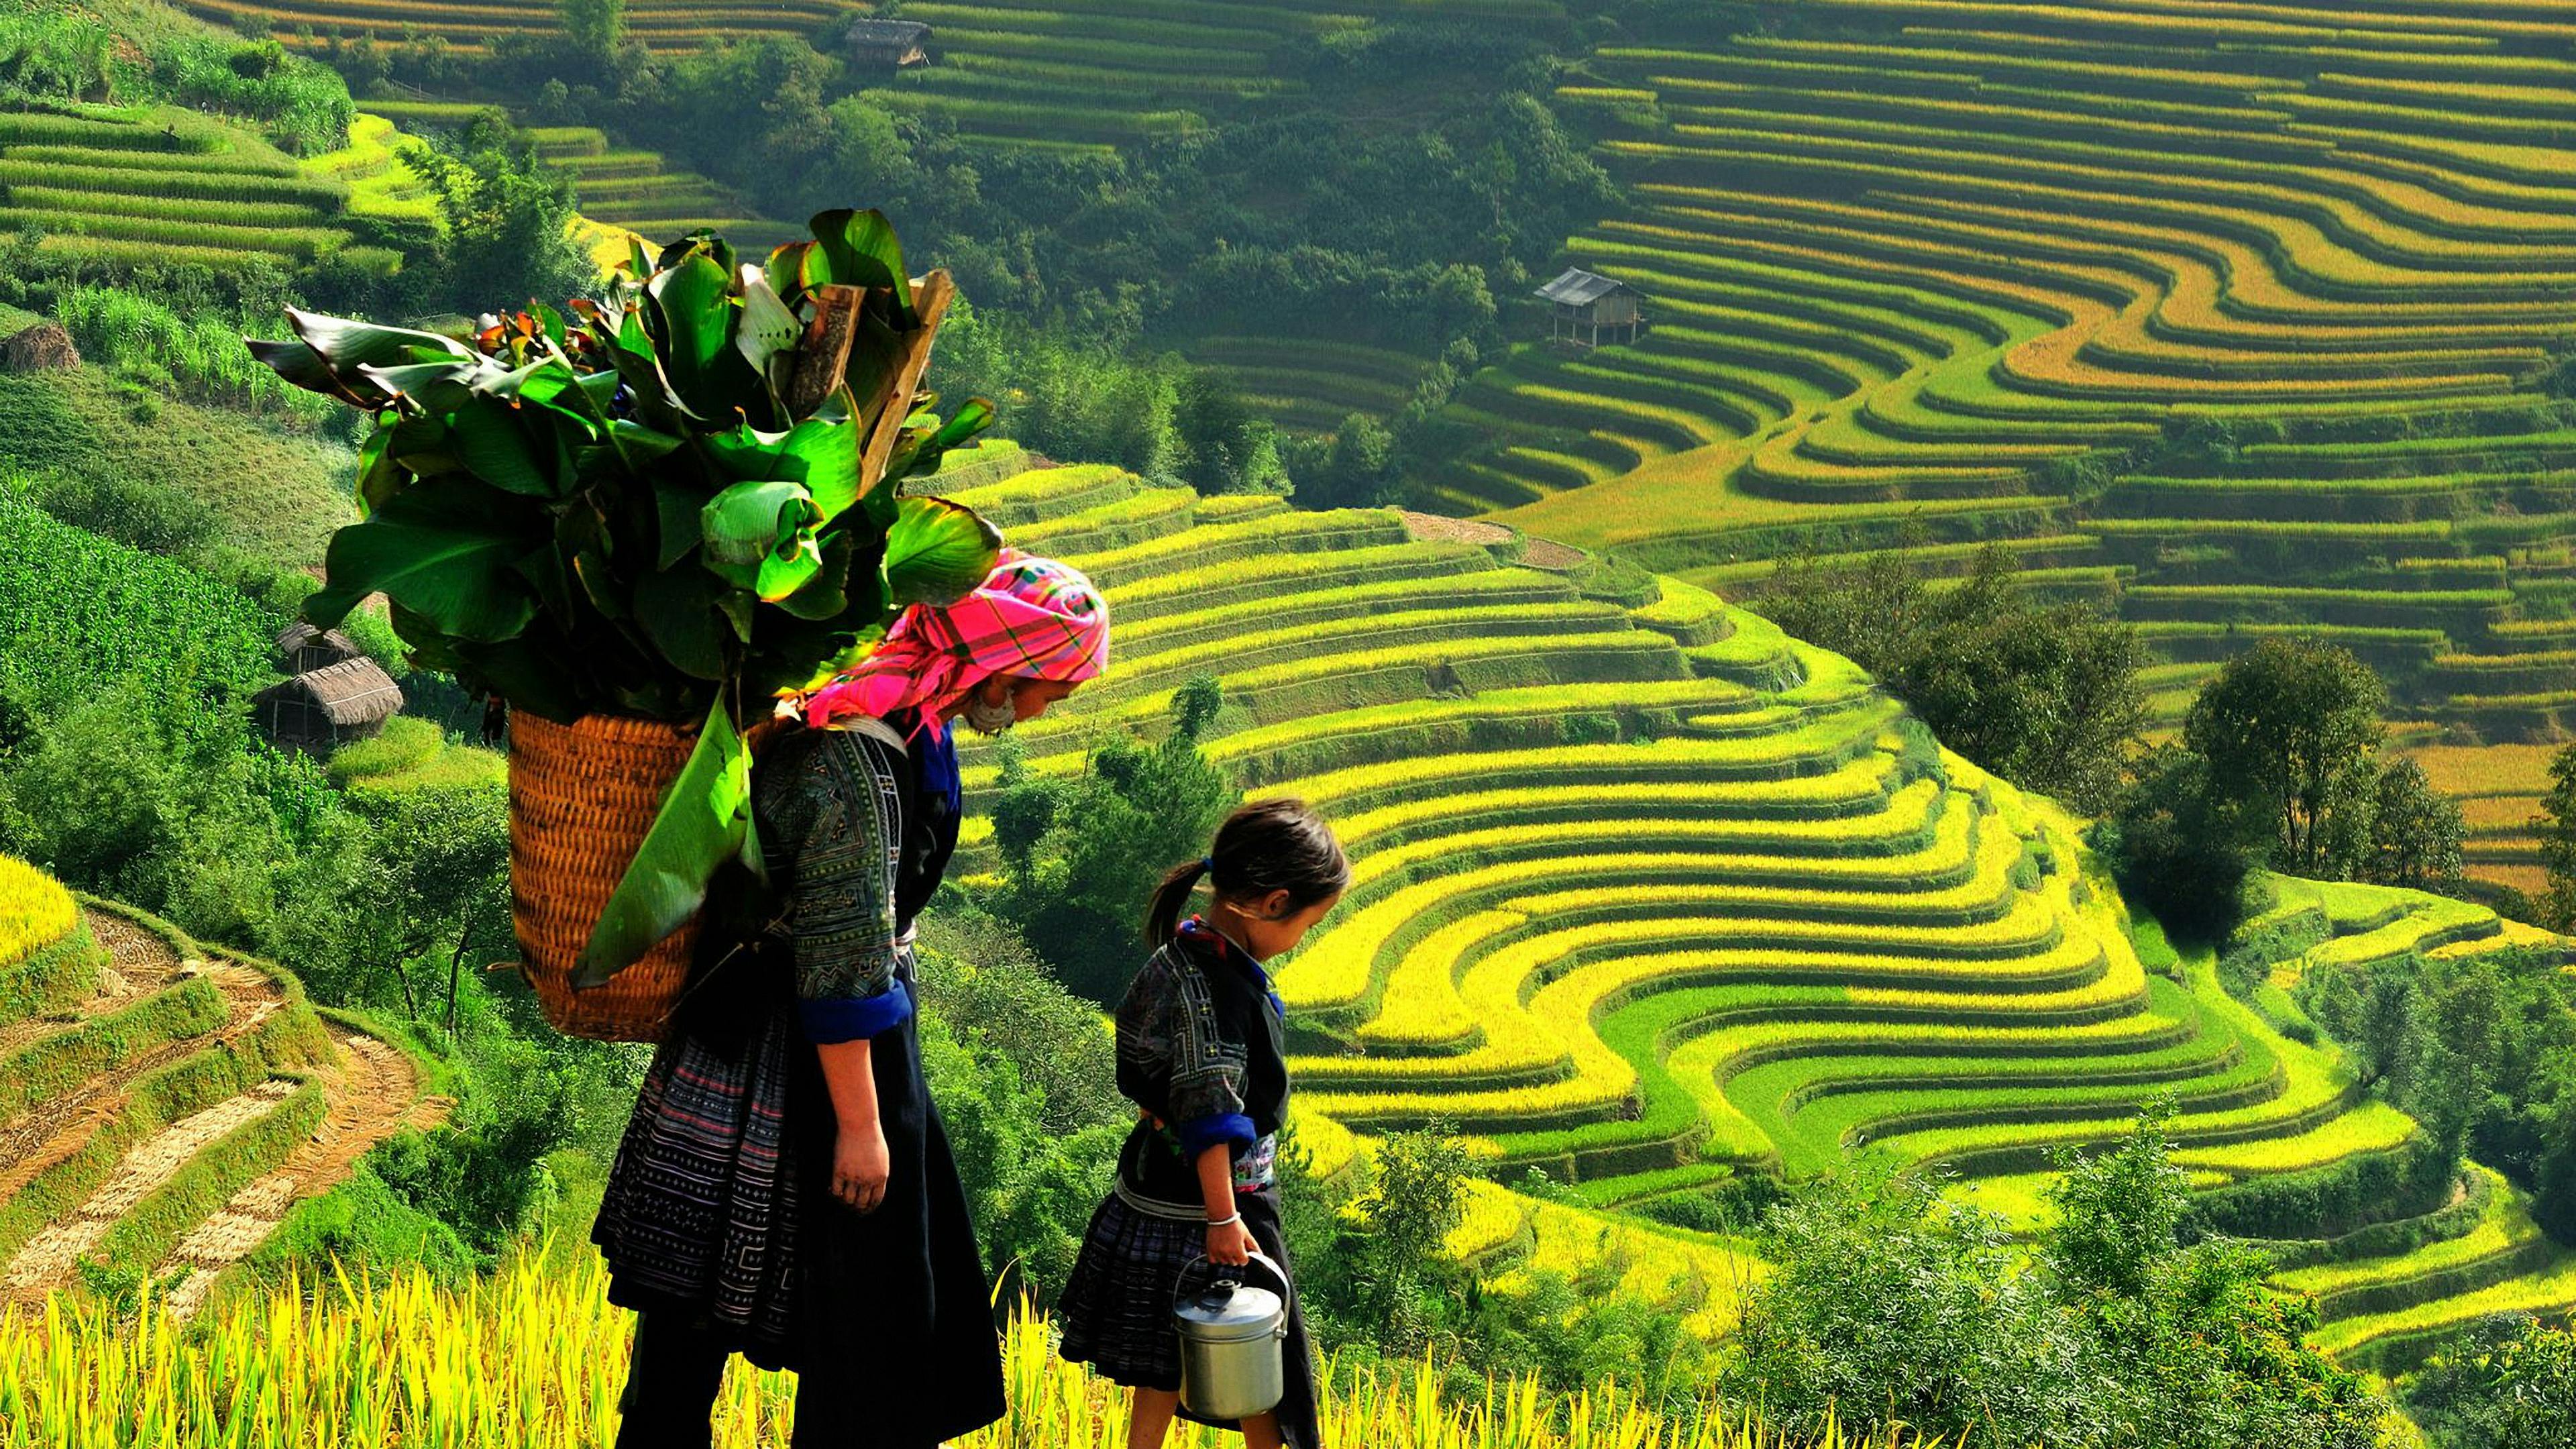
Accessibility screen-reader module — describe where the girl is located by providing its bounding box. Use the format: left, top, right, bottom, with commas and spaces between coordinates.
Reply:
592, 550, 1110, 1449
1056, 798, 1351, 1449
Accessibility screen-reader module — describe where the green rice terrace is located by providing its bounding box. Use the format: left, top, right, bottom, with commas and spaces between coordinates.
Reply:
1460, 0, 2576, 749
0, 102, 417, 274
930, 455, 2576, 1368
0, 855, 445, 1323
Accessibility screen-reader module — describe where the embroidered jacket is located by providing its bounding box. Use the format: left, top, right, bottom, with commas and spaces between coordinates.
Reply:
1112, 918, 1291, 1211
751, 718, 955, 1044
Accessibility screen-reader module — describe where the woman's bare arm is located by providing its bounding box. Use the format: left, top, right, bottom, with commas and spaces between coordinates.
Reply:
818, 1039, 888, 1213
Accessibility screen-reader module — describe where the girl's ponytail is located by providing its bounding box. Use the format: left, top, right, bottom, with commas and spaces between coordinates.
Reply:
1144, 797, 1349, 945
1145, 855, 1213, 947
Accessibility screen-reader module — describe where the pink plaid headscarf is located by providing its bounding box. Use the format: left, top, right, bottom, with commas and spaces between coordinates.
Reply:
803, 549, 1110, 734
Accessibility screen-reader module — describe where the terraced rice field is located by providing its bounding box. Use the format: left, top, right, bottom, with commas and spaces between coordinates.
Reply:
1482, 1, 2576, 739
947, 461, 2576, 1352
0, 104, 403, 275
2402, 739, 2559, 900
0, 859, 444, 1323
525, 124, 804, 256
176, 0, 863, 57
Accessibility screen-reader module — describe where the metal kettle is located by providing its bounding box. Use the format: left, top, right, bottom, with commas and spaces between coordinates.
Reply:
1172, 1250, 1290, 1421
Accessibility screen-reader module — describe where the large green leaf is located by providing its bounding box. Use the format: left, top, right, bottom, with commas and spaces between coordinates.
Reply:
305, 486, 544, 643
247, 309, 475, 408
352, 422, 402, 519
445, 397, 560, 497
633, 564, 731, 681
881, 495, 1001, 608
574, 694, 754, 987
735, 263, 801, 396
700, 479, 824, 601
698, 417, 861, 521
649, 251, 754, 420
809, 209, 916, 327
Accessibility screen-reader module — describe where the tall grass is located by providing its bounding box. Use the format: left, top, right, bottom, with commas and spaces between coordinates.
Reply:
52, 287, 341, 431
0, 1250, 1951, 1449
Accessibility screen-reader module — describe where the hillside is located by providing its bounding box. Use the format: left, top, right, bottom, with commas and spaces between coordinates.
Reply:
943, 462, 2576, 1363
0, 856, 444, 1320
1453, 0, 2576, 750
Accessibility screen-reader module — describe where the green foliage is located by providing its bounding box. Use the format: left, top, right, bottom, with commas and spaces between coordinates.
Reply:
2297, 945, 2576, 1242
1764, 544, 2145, 813
1727, 1117, 2383, 1448
990, 679, 1238, 1002
53, 284, 340, 430
2402, 1313, 2576, 1449
2532, 740, 2576, 932
1282, 1125, 1709, 1407
930, 297, 1285, 493
392, 115, 594, 319
2366, 758, 2467, 895
912, 913, 1130, 1302
2, 1, 353, 154
0, 495, 272, 727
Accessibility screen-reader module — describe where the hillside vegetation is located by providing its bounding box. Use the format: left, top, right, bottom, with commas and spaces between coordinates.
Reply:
946, 461, 2576, 1366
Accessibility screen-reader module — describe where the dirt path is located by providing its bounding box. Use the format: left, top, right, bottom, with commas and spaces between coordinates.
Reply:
158, 1022, 447, 1320
3, 1081, 299, 1293
1400, 509, 1589, 570
0, 908, 448, 1315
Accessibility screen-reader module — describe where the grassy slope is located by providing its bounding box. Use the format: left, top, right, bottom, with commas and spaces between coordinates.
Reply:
0, 365, 356, 574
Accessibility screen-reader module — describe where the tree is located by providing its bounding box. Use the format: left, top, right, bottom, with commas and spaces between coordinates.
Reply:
1299, 411, 1396, 510
1723, 1171, 2098, 1442
397, 112, 594, 313
2184, 639, 2385, 875
556, 0, 623, 72
1764, 546, 2146, 812
2532, 740, 2576, 930
2366, 757, 2466, 892
2404, 1314, 2576, 1449
2098, 741, 2265, 939
993, 676, 1238, 1001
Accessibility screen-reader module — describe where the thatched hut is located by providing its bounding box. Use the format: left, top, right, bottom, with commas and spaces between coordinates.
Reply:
0, 323, 80, 372
1535, 268, 1642, 347
846, 17, 931, 68
255, 657, 404, 751
274, 621, 364, 675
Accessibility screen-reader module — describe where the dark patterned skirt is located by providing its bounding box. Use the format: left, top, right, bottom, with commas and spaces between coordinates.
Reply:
590, 945, 1007, 1443
1056, 1189, 1322, 1449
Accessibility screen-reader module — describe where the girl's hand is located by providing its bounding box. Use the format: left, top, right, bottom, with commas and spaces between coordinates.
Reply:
1206, 1216, 1257, 1267
833, 1119, 890, 1214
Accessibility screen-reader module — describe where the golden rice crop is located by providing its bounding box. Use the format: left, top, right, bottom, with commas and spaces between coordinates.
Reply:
0, 857, 77, 969
0, 1250, 1945, 1449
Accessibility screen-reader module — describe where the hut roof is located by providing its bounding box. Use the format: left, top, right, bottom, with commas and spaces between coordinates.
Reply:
0, 323, 80, 372
848, 17, 931, 44
274, 621, 360, 659
264, 657, 405, 726
1534, 268, 1629, 307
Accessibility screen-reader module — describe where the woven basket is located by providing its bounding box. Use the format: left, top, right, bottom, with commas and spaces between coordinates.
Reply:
507, 711, 702, 1041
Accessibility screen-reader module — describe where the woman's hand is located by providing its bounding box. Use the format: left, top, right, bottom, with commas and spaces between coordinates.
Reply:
1205, 1216, 1258, 1267
833, 1118, 890, 1214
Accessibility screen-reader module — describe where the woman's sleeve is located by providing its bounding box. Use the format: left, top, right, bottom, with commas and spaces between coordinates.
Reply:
782, 734, 913, 1044
1120, 958, 1256, 1159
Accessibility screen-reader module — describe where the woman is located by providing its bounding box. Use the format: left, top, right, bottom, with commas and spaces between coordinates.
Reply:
592, 549, 1110, 1449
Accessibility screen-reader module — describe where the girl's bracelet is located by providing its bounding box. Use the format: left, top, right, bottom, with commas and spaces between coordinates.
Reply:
1205, 1212, 1242, 1228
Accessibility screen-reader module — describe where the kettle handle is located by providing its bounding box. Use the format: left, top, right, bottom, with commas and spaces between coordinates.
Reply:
1174, 1248, 1289, 1311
